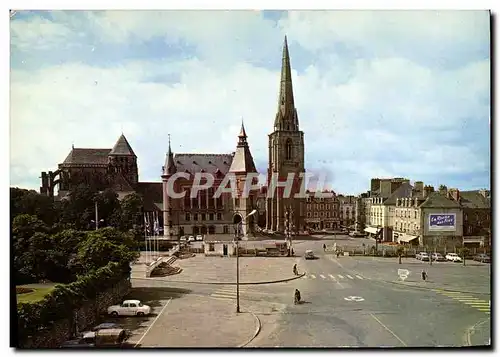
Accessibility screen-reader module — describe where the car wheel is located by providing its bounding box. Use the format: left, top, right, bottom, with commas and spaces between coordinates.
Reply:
137, 312, 144, 316
111, 311, 118, 316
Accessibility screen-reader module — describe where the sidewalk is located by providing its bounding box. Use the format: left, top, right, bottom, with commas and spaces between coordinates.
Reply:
134, 295, 260, 348
148, 255, 303, 284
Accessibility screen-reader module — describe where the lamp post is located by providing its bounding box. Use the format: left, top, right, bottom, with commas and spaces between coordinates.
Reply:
233, 209, 257, 313
90, 201, 104, 230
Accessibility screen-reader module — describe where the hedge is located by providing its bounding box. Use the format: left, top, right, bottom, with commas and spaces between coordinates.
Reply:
17, 261, 130, 342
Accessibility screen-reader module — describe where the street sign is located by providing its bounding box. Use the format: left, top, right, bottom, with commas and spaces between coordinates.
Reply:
344, 296, 365, 302
398, 269, 410, 281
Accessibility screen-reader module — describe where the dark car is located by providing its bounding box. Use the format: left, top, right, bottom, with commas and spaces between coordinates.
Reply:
473, 254, 491, 263
93, 323, 122, 332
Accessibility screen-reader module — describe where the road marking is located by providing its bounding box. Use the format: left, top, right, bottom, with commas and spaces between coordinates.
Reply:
463, 301, 489, 305
356, 275, 363, 280
311, 274, 316, 279
338, 275, 345, 279
344, 295, 362, 301
329, 274, 336, 280
210, 296, 235, 302
211, 293, 236, 299
370, 313, 407, 347
346, 275, 354, 279
134, 297, 172, 347
320, 274, 326, 279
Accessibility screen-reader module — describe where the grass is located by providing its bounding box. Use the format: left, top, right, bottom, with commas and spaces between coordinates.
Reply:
16, 284, 56, 304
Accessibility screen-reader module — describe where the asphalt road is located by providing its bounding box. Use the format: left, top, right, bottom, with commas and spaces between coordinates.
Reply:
246, 239, 491, 347
124, 236, 490, 348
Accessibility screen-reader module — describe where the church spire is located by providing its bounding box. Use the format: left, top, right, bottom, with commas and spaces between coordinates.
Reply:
274, 36, 299, 131
164, 134, 176, 175
238, 119, 248, 145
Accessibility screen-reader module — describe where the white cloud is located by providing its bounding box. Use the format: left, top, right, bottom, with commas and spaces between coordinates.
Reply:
9, 11, 490, 195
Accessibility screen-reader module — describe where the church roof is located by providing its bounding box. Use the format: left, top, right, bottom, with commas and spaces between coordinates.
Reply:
173, 153, 234, 175
62, 148, 111, 165
109, 134, 136, 156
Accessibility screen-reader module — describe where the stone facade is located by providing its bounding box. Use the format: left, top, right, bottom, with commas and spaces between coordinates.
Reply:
305, 190, 340, 230
338, 195, 356, 229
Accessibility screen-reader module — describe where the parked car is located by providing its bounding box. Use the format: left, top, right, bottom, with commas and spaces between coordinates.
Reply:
473, 254, 491, 263
188, 236, 195, 242
195, 235, 203, 241
61, 328, 129, 348
92, 323, 122, 332
416, 252, 429, 261
107, 300, 151, 317
445, 253, 462, 262
180, 236, 187, 241
431, 253, 446, 262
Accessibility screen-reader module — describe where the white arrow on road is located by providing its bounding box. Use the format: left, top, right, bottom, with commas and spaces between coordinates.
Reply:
344, 296, 365, 302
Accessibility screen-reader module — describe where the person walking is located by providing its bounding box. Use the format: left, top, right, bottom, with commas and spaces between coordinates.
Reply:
421, 269, 427, 281
323, 243, 327, 252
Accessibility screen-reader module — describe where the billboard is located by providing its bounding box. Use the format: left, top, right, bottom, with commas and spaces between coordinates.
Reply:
429, 213, 456, 231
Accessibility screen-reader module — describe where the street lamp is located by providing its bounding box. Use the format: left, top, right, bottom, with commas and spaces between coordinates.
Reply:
233, 209, 257, 313
91, 201, 104, 230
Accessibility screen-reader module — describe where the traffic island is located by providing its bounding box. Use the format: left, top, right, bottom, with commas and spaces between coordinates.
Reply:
142, 255, 305, 285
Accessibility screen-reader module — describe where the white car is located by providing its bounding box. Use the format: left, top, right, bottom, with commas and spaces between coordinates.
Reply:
188, 236, 195, 242
196, 235, 203, 241
180, 236, 187, 241
416, 252, 430, 261
107, 300, 151, 316
446, 253, 462, 262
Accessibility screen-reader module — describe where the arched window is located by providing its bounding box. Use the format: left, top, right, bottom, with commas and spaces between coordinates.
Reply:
285, 139, 293, 160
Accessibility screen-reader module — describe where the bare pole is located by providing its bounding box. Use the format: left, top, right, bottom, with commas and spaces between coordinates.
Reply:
236, 222, 240, 314
95, 201, 99, 230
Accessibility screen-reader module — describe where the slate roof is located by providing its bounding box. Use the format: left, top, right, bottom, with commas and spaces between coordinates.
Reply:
109, 173, 135, 192
109, 134, 136, 156
459, 191, 491, 209
419, 192, 461, 209
382, 182, 414, 205
173, 153, 234, 175
136, 182, 163, 211
229, 123, 257, 173
61, 148, 111, 165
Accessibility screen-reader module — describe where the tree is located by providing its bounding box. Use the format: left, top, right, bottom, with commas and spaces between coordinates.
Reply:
118, 193, 143, 231
458, 247, 470, 266
396, 246, 404, 264
76, 227, 139, 272
10, 188, 59, 226
95, 189, 121, 228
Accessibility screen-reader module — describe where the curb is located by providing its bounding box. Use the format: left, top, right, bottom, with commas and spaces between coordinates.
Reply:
132, 273, 306, 286
238, 312, 261, 348
385, 279, 490, 295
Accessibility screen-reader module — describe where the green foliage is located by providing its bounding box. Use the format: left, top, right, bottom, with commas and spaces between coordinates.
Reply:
10, 188, 59, 226
117, 193, 143, 231
16, 262, 129, 343
76, 227, 139, 272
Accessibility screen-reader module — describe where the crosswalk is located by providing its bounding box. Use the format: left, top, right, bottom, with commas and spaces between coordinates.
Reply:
303, 273, 364, 281
210, 286, 254, 302
433, 289, 490, 315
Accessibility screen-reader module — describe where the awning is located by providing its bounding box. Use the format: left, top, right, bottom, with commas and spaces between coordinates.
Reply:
364, 227, 380, 234
399, 235, 419, 243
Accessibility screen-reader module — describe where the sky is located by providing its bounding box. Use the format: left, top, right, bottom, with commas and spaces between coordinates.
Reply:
9, 10, 491, 195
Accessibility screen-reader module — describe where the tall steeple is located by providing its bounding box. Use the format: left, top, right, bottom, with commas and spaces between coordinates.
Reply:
275, 36, 299, 131
164, 134, 176, 175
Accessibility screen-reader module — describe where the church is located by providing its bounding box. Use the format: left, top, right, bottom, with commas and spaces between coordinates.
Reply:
39, 37, 306, 238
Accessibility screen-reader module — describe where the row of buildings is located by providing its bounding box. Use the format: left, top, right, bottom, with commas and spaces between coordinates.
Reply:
355, 178, 491, 250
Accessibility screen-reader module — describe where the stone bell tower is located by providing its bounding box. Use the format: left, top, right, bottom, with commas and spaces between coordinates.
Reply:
266, 36, 306, 234
229, 121, 259, 239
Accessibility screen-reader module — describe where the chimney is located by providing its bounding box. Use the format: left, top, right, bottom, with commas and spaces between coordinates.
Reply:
479, 189, 490, 199
448, 188, 460, 202
438, 185, 448, 196
414, 181, 424, 193
379, 179, 392, 197
370, 178, 381, 194
423, 185, 434, 198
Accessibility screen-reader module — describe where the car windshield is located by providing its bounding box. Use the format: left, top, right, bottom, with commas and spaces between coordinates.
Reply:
138, 303, 143, 307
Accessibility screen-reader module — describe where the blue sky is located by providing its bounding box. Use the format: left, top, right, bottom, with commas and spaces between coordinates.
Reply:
10, 10, 490, 194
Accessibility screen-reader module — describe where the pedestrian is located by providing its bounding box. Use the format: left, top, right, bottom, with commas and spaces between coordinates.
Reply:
421, 270, 427, 281
323, 243, 326, 252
